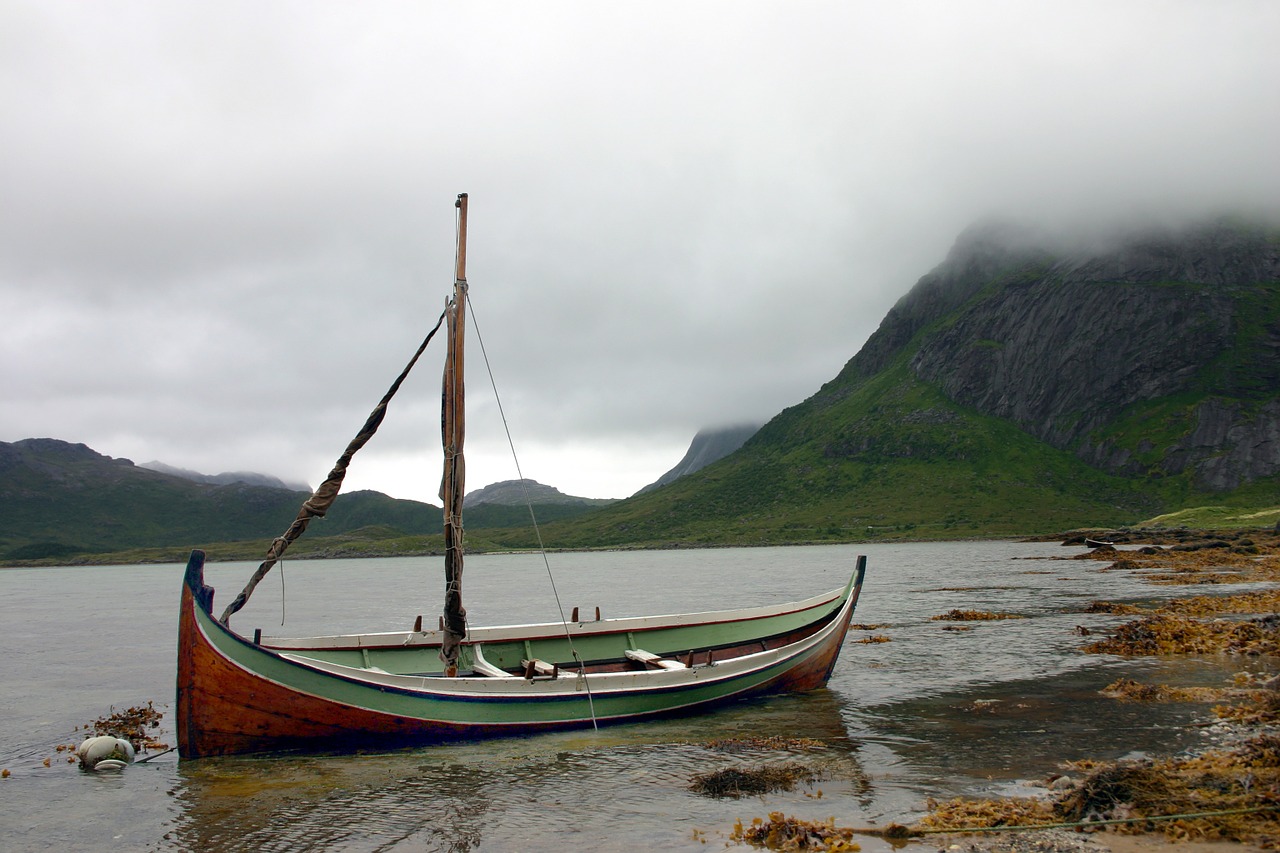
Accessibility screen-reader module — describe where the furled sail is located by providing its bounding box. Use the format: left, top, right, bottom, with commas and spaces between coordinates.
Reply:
440, 192, 469, 675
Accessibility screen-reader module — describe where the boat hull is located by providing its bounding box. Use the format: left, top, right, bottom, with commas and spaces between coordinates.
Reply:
176, 550, 865, 758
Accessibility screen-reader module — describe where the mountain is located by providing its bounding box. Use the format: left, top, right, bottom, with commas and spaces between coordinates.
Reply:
489, 217, 1280, 548
140, 460, 311, 493
9, 217, 1279, 559
462, 479, 616, 529
635, 424, 760, 495
0, 438, 440, 561
0, 440, 611, 562
846, 218, 1280, 492
465, 479, 614, 507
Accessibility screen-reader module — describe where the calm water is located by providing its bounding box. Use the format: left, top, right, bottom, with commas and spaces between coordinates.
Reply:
0, 541, 1255, 851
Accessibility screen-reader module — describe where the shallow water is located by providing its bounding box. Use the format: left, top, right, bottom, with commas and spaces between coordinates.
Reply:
0, 541, 1260, 851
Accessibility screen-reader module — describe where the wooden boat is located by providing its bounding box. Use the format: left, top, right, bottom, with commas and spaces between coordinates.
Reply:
175, 195, 867, 758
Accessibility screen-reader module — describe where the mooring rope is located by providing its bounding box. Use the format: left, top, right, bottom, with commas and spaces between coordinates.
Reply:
465, 293, 599, 729
852, 804, 1280, 839
134, 746, 177, 764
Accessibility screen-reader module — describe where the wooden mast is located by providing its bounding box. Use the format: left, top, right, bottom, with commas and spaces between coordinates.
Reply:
440, 193, 468, 676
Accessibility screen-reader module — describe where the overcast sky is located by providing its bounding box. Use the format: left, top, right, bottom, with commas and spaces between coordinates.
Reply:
3, 2, 1278, 503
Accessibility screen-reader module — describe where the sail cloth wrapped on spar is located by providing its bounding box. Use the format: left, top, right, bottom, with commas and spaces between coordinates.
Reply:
175, 194, 868, 759
440, 192, 469, 676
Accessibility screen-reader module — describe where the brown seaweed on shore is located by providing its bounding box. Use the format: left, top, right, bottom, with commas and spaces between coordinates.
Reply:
1052, 736, 1280, 843
730, 812, 861, 850
918, 796, 1057, 832
1215, 674, 1280, 725
939, 530, 1280, 845
1082, 612, 1280, 656
730, 529, 1280, 848
1082, 600, 1143, 615
1100, 676, 1263, 704
932, 609, 1025, 622
85, 701, 166, 751
905, 719, 1280, 845
691, 763, 814, 798
707, 736, 827, 753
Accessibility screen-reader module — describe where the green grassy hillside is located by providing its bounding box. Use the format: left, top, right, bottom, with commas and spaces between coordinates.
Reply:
485, 361, 1168, 549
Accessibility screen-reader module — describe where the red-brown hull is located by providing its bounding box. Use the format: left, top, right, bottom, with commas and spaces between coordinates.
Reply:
177, 551, 865, 758
178, 580, 474, 757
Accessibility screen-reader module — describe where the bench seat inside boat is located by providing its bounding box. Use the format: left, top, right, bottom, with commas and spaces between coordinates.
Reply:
625, 648, 687, 670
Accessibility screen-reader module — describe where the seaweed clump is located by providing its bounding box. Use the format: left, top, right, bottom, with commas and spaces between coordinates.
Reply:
691, 763, 814, 798
931, 609, 1025, 622
1082, 600, 1142, 615
1100, 677, 1250, 704
85, 701, 166, 751
910, 726, 1280, 846
1083, 609, 1280, 657
730, 812, 861, 851
708, 736, 826, 753
1050, 734, 1280, 843
918, 796, 1057, 832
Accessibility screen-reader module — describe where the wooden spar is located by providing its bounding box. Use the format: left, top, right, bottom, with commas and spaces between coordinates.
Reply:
440, 193, 469, 675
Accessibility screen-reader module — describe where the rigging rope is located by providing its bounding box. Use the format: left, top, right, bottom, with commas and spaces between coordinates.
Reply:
466, 293, 599, 729
866, 804, 1280, 838
219, 308, 449, 625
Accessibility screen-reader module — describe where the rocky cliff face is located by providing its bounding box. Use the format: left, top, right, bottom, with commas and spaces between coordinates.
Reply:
636, 424, 761, 495
848, 219, 1280, 491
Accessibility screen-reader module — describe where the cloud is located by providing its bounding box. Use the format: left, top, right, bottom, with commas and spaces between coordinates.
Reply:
3, 1, 1278, 500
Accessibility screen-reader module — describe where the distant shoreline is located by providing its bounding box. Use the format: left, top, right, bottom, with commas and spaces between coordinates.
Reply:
2, 523, 1275, 569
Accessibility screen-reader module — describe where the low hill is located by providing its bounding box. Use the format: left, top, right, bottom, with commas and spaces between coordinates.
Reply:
465, 479, 615, 507
0, 439, 614, 563
0, 439, 441, 561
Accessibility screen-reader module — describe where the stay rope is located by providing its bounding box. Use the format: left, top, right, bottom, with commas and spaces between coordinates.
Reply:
219, 308, 448, 625
465, 293, 599, 730
850, 804, 1280, 840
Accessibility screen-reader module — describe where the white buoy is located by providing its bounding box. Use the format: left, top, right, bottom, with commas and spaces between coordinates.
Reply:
76, 736, 135, 771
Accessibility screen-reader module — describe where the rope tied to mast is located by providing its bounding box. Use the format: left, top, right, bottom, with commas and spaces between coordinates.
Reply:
218, 307, 448, 625
438, 277, 468, 674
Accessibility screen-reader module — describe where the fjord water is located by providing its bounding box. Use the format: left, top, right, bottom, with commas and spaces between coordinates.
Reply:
0, 542, 1239, 851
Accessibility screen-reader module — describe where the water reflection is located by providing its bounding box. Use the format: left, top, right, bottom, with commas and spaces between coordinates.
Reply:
171, 753, 494, 852
5, 542, 1264, 852
165, 689, 867, 852
853, 665, 1208, 789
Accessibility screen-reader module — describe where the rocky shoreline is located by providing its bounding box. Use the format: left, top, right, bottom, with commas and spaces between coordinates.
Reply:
913, 528, 1280, 852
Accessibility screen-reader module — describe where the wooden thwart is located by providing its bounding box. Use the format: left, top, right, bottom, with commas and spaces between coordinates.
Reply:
625, 648, 688, 670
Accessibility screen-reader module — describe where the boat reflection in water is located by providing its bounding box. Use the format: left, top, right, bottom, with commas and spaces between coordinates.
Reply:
167, 690, 866, 852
